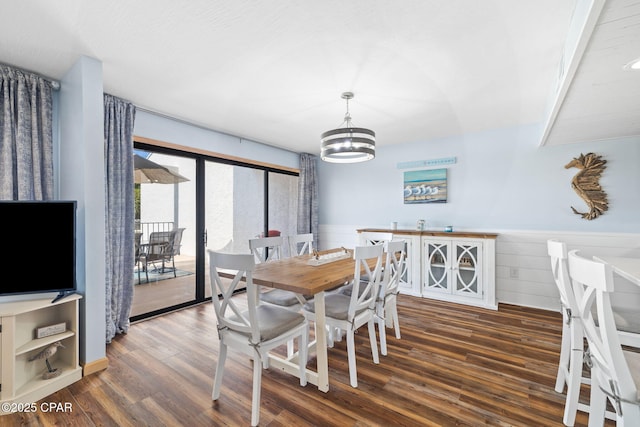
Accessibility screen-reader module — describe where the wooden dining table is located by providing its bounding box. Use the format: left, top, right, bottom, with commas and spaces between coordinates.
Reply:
252, 248, 371, 393
592, 255, 640, 348
593, 255, 640, 286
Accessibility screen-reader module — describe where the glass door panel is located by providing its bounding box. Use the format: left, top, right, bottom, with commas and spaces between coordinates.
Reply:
423, 241, 450, 293
454, 242, 482, 298
268, 173, 298, 255
204, 161, 264, 297
131, 151, 196, 317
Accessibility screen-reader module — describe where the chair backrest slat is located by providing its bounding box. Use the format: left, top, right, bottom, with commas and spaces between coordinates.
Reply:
547, 239, 579, 314
359, 231, 393, 247
349, 245, 383, 320
382, 240, 406, 298
288, 233, 314, 257
249, 236, 284, 263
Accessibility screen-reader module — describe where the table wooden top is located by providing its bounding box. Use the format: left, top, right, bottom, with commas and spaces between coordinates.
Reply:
593, 255, 640, 286
357, 228, 498, 239
252, 249, 374, 295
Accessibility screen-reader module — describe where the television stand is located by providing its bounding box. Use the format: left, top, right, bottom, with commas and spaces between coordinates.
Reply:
0, 295, 82, 412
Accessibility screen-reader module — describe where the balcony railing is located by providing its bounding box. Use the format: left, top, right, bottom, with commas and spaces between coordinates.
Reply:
135, 221, 174, 242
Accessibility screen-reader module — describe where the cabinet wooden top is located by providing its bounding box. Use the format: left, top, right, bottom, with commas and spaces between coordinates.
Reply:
0, 294, 82, 316
357, 228, 498, 239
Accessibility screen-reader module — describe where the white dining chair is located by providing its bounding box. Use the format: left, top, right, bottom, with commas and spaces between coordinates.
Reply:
376, 240, 406, 356
250, 235, 305, 358
208, 250, 309, 427
568, 250, 640, 426
302, 244, 383, 388
548, 239, 590, 426
249, 235, 284, 264
335, 231, 390, 296
250, 235, 305, 308
340, 240, 405, 355
356, 231, 392, 284
358, 231, 393, 246
288, 233, 314, 257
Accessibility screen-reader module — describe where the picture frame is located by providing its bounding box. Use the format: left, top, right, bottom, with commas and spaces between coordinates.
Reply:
403, 168, 447, 204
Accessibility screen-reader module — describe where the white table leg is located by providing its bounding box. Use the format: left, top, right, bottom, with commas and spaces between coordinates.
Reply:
267, 290, 329, 392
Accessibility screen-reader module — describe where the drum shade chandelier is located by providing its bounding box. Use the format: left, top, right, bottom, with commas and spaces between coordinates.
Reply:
321, 92, 375, 163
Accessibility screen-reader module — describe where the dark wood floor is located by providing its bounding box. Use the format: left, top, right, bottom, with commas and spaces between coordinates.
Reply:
3, 295, 615, 426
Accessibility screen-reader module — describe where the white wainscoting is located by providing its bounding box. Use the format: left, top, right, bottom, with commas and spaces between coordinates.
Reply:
319, 224, 640, 312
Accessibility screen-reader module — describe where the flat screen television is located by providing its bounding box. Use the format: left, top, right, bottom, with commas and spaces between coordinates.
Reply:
0, 200, 77, 301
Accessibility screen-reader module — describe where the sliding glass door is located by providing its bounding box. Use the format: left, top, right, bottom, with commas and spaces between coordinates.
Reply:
131, 149, 196, 318
131, 141, 298, 321
268, 173, 298, 255
202, 161, 265, 298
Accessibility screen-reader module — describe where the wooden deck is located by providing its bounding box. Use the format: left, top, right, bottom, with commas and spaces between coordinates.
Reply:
131, 255, 206, 317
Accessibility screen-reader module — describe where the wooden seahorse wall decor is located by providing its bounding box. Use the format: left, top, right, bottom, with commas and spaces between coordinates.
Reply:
564, 152, 608, 220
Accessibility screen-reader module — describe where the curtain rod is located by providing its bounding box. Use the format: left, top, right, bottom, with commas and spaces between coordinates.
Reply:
0, 62, 60, 90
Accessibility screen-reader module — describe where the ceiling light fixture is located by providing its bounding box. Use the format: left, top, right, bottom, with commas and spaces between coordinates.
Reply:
623, 56, 640, 71
321, 92, 375, 163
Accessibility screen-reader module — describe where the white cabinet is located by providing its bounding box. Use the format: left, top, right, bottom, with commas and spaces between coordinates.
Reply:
421, 234, 496, 309
357, 229, 497, 309
0, 295, 82, 410
422, 238, 489, 305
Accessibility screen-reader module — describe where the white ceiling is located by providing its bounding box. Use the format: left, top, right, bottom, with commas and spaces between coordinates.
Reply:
541, 0, 640, 146
1, 0, 638, 155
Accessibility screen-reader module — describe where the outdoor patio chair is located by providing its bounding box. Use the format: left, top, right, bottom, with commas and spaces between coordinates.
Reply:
142, 228, 186, 277
135, 231, 147, 283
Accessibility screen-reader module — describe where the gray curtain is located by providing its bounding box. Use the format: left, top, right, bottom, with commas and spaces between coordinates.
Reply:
297, 153, 319, 245
104, 94, 136, 343
0, 65, 54, 200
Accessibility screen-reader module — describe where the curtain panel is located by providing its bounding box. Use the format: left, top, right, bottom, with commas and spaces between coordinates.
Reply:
104, 94, 136, 343
297, 153, 319, 246
0, 65, 54, 200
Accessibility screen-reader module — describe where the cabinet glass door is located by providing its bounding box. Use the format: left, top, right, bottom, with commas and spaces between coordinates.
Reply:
453, 242, 482, 298
424, 241, 450, 293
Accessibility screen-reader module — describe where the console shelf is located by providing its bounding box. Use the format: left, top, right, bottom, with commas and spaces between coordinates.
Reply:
16, 331, 76, 356
0, 294, 82, 413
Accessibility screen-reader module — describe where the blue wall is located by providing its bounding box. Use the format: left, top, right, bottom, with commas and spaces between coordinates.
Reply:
56, 56, 106, 365
134, 111, 299, 169
318, 124, 640, 232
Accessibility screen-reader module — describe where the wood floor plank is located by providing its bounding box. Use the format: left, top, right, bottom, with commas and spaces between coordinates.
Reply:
1, 295, 616, 426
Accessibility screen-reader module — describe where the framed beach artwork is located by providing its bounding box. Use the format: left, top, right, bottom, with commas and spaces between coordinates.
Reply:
403, 168, 447, 204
